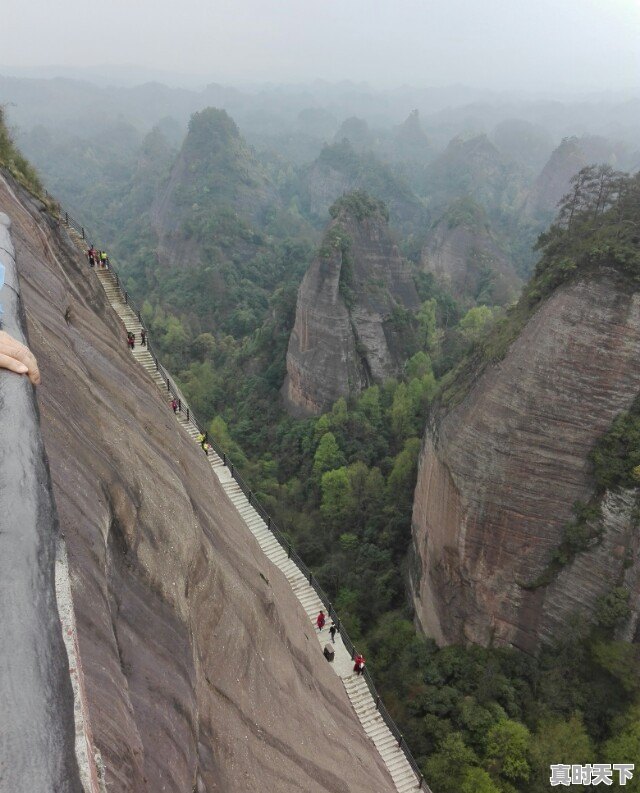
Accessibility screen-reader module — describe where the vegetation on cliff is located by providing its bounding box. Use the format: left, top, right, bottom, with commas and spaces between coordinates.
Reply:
0, 108, 44, 197
440, 167, 640, 409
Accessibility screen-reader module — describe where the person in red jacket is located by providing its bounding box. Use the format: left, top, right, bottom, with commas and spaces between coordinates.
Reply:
353, 653, 365, 675
316, 610, 326, 631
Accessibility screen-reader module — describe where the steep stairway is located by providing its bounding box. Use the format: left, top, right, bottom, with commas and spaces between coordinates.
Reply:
83, 257, 426, 792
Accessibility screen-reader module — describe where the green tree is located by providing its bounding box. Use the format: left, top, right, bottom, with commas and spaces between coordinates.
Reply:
595, 587, 631, 630
528, 714, 593, 793
346, 462, 383, 530
391, 382, 417, 440
459, 305, 496, 343
320, 467, 352, 529
485, 719, 531, 784
591, 641, 640, 694
424, 732, 478, 793
461, 767, 500, 793
417, 298, 442, 354
209, 416, 247, 466
603, 707, 640, 791
312, 432, 345, 479
406, 350, 433, 380
356, 385, 382, 427
387, 438, 422, 502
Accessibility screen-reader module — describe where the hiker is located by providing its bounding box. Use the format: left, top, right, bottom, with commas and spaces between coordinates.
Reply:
127, 331, 135, 350
329, 623, 337, 643
0, 330, 41, 385
200, 430, 208, 451
203, 441, 210, 456
171, 398, 178, 414
100, 250, 108, 269
353, 653, 365, 675
140, 328, 146, 346
316, 611, 326, 631
86, 246, 96, 266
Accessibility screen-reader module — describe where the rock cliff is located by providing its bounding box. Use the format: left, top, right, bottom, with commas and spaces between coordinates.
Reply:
410, 267, 640, 654
298, 141, 426, 236
1, 171, 395, 792
424, 134, 526, 216
284, 192, 420, 417
151, 107, 278, 272
421, 199, 521, 306
522, 135, 632, 221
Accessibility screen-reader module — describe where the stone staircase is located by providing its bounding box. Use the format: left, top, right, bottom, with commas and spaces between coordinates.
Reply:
92, 262, 425, 792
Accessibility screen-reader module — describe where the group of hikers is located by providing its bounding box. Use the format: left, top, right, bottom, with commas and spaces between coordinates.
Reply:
197, 430, 212, 456
86, 245, 110, 268
126, 329, 146, 350
316, 610, 366, 674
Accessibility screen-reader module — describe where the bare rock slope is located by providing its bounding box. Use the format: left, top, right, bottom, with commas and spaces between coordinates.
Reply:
421, 201, 521, 306
1, 173, 394, 793
284, 193, 420, 417
411, 271, 640, 653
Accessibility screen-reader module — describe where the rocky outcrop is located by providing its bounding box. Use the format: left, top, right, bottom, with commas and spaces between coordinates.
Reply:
421, 200, 521, 306
424, 134, 526, 215
490, 118, 554, 171
298, 141, 426, 235
1, 174, 395, 792
151, 107, 278, 271
521, 137, 590, 220
411, 271, 640, 653
284, 193, 420, 416
522, 135, 632, 221
390, 110, 431, 164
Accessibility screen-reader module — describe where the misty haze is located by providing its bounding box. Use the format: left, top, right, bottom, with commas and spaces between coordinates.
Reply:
1, 2, 640, 793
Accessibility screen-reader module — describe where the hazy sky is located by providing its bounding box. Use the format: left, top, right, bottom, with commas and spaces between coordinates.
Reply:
3, 0, 640, 90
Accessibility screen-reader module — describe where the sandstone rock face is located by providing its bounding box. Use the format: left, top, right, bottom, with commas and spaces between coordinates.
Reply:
421, 212, 521, 306
411, 272, 640, 653
1, 175, 394, 792
299, 142, 426, 235
522, 136, 630, 221
522, 137, 589, 220
284, 199, 420, 416
425, 134, 523, 214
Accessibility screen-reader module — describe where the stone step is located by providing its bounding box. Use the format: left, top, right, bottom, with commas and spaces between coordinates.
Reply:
397, 776, 421, 790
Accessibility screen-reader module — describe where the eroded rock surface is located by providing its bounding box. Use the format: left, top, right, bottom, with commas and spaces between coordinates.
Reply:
421, 205, 521, 306
1, 174, 394, 793
411, 273, 640, 653
284, 195, 420, 416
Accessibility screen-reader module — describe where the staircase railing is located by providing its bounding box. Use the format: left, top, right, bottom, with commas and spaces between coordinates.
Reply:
58, 206, 430, 792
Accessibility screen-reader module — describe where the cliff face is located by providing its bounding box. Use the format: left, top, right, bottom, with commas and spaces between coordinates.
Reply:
522, 135, 631, 221
299, 141, 426, 235
284, 194, 420, 416
0, 208, 81, 792
411, 271, 640, 653
424, 134, 525, 215
522, 137, 589, 220
1, 173, 394, 792
421, 201, 521, 306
